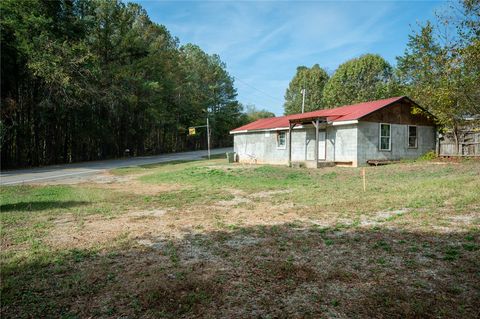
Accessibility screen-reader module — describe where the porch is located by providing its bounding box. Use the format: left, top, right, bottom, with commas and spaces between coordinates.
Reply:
287, 115, 330, 168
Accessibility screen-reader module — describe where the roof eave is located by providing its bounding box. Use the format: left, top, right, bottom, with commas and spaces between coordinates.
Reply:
330, 120, 359, 126
230, 120, 360, 134
289, 116, 329, 124
230, 126, 290, 134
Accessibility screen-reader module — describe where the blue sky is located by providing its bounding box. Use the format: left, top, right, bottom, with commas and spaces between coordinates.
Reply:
138, 0, 446, 115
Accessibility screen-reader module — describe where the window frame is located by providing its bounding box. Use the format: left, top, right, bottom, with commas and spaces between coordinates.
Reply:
407, 125, 418, 149
379, 123, 391, 151
276, 130, 287, 149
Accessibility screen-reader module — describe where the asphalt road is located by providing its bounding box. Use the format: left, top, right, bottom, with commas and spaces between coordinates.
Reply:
0, 147, 232, 186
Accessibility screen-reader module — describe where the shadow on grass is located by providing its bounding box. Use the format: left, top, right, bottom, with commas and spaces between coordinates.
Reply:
1, 200, 89, 212
1, 224, 479, 318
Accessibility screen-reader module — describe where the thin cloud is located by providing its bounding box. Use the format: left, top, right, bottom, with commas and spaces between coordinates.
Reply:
138, 0, 439, 115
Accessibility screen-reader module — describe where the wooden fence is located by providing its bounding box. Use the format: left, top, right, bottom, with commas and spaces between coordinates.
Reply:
438, 131, 480, 157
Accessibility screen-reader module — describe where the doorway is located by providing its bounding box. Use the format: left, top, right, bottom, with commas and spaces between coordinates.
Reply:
318, 131, 326, 160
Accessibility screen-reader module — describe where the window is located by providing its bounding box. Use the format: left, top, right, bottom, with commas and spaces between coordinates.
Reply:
408, 125, 417, 148
379, 123, 391, 151
277, 131, 286, 149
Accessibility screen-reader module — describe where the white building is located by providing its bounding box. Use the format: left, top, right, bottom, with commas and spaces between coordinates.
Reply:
230, 96, 436, 167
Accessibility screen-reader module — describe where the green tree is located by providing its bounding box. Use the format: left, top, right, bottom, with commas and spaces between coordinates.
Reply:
396, 0, 480, 149
239, 104, 275, 124
0, 0, 242, 168
323, 54, 396, 108
179, 44, 241, 149
284, 64, 329, 114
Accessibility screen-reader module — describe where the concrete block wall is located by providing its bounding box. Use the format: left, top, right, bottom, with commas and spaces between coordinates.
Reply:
233, 128, 316, 165
234, 125, 359, 165
356, 121, 435, 165
326, 124, 358, 165
292, 127, 317, 161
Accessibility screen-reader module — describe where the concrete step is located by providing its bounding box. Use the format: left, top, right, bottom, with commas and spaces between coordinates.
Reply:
317, 161, 336, 168
291, 161, 335, 168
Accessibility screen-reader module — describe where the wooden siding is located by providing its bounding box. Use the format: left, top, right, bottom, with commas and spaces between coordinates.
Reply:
361, 100, 436, 126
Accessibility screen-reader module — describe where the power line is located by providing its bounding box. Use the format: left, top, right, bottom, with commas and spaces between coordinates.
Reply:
236, 85, 281, 104
234, 77, 284, 103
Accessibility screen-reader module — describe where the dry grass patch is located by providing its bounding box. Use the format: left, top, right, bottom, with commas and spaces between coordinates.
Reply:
91, 180, 185, 196
35, 171, 185, 196
2, 221, 479, 318
1, 159, 479, 318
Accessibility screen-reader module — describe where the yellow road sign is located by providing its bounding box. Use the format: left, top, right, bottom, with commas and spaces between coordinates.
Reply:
188, 127, 196, 136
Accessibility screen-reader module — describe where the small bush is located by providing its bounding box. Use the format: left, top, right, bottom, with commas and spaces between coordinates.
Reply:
418, 150, 437, 161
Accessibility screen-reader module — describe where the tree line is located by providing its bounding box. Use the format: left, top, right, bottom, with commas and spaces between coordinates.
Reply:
1, 0, 478, 168
284, 0, 480, 137
1, 0, 245, 168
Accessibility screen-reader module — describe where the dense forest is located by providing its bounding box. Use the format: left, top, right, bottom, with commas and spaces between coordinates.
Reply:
1, 0, 246, 168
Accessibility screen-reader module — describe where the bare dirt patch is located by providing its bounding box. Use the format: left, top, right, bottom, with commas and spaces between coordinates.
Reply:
214, 188, 292, 208
45, 195, 306, 251
359, 208, 411, 227
35, 171, 184, 195
86, 172, 185, 195
47, 209, 170, 249
215, 189, 251, 207
449, 214, 479, 224
92, 179, 184, 196
33, 171, 135, 185
250, 189, 291, 199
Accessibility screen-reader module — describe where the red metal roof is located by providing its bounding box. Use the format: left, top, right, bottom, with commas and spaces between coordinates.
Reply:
231, 96, 405, 133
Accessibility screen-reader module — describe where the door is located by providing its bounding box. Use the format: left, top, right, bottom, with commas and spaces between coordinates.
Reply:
318, 131, 326, 160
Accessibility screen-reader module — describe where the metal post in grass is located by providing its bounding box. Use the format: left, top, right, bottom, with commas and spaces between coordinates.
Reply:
362, 167, 366, 192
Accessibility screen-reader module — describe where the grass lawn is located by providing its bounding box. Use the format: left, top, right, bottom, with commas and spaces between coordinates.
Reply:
1, 158, 479, 318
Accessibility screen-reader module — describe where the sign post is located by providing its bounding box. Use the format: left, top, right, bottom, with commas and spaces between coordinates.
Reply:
188, 119, 211, 159
207, 117, 211, 160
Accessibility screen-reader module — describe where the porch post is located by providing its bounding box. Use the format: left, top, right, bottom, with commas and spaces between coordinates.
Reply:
288, 122, 293, 166
314, 118, 319, 165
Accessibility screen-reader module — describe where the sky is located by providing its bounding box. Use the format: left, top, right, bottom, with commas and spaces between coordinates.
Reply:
138, 0, 446, 115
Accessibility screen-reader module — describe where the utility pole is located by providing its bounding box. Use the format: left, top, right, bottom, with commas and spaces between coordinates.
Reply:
206, 117, 211, 159
301, 88, 306, 113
